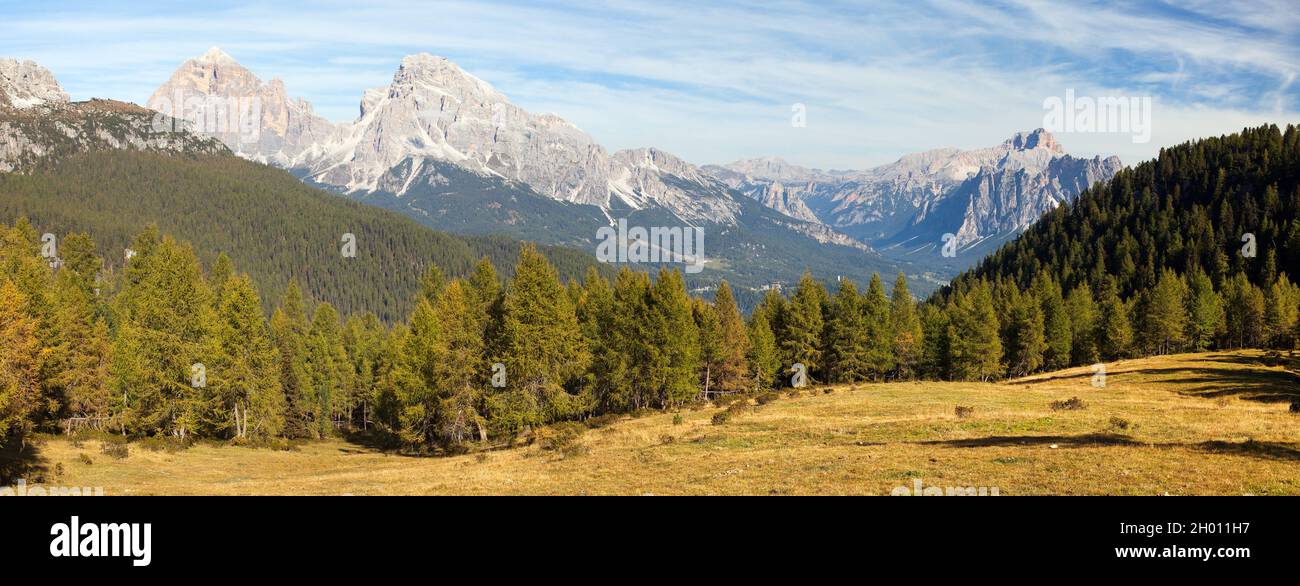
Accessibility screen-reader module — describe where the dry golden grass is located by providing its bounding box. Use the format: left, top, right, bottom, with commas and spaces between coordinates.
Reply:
21, 350, 1300, 495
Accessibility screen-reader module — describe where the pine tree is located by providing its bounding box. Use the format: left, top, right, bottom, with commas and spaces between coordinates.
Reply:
889, 273, 924, 379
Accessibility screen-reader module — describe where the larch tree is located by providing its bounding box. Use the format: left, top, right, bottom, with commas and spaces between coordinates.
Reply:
709, 281, 749, 394
889, 273, 924, 379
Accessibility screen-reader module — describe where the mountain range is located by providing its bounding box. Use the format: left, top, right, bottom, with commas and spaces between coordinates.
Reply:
3, 50, 1124, 303
145, 49, 1123, 294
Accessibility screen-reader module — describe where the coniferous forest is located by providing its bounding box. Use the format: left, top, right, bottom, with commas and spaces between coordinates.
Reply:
2, 124, 1299, 454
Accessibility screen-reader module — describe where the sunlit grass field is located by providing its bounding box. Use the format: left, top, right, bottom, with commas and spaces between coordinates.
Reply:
16, 350, 1300, 495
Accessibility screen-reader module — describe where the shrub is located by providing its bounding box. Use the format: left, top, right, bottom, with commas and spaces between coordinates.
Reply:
1290, 400, 1300, 414
99, 442, 128, 460
954, 406, 975, 419
475, 453, 490, 464
1108, 416, 1136, 432
1050, 397, 1088, 411
712, 402, 750, 425
672, 413, 684, 426
77, 453, 93, 465
756, 392, 780, 406
660, 434, 676, 445
712, 393, 744, 408
585, 413, 622, 429
537, 422, 586, 455
137, 435, 192, 453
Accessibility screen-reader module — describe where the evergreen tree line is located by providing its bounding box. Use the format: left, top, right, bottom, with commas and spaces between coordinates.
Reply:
4, 215, 1296, 453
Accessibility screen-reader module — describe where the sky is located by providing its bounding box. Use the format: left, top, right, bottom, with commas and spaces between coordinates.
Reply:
1, 0, 1298, 169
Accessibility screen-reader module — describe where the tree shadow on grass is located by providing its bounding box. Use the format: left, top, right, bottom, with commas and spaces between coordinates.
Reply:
0, 438, 47, 486
915, 433, 1300, 462
917, 433, 1142, 448
1135, 366, 1300, 403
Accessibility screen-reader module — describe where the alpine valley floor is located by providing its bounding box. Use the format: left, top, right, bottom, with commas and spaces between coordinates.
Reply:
15, 351, 1300, 496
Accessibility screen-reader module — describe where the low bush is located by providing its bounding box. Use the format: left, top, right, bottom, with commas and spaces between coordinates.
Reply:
954, 406, 975, 419
99, 442, 129, 460
1050, 397, 1088, 411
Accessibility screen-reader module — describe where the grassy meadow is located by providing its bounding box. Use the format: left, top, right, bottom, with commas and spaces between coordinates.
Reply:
10, 350, 1300, 495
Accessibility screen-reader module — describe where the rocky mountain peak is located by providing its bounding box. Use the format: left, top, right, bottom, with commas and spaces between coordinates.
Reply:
393, 53, 504, 104
197, 46, 238, 65
147, 48, 343, 164
0, 58, 70, 109
1004, 128, 1063, 154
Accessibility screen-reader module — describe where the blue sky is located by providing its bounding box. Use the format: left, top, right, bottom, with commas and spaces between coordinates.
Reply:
1, 0, 1297, 168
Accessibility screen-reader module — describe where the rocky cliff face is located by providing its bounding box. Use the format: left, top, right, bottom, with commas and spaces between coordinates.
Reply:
710, 129, 1122, 253
1, 58, 70, 109
1, 58, 224, 173
147, 48, 342, 164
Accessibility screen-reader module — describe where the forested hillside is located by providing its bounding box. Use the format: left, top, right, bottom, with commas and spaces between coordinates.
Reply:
922, 124, 1300, 379
0, 150, 604, 321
